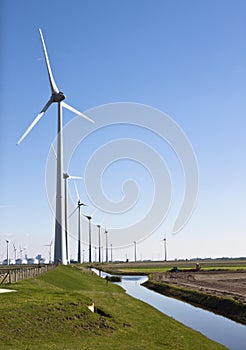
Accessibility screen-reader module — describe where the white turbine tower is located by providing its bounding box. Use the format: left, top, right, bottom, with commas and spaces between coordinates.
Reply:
52, 144, 82, 264
17, 29, 94, 264
63, 172, 82, 264
13, 243, 18, 262
69, 182, 86, 263
44, 239, 53, 264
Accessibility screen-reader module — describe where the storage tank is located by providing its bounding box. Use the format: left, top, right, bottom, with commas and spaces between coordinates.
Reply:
16, 258, 28, 265
27, 258, 39, 265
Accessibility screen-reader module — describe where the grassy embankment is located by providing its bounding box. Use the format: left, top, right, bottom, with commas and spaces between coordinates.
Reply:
0, 265, 226, 350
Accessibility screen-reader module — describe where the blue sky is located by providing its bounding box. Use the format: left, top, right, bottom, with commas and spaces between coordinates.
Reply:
1, 0, 246, 262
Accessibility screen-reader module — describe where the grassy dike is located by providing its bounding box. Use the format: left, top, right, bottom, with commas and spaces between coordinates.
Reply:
0, 266, 227, 350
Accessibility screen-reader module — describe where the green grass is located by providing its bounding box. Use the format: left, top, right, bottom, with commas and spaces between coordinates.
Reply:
96, 265, 246, 275
94, 259, 246, 275
0, 265, 227, 350
201, 266, 246, 271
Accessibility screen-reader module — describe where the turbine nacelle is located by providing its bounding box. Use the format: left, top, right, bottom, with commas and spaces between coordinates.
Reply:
51, 92, 66, 103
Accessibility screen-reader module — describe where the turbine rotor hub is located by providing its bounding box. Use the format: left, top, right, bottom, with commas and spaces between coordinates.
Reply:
52, 92, 66, 102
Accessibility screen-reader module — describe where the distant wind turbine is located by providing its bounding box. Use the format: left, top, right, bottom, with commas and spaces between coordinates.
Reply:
44, 239, 53, 264
52, 143, 82, 264
17, 29, 94, 264
83, 214, 92, 263
83, 208, 97, 263
104, 228, 108, 263
97, 225, 101, 263
63, 172, 82, 264
69, 182, 86, 263
13, 243, 18, 261
162, 235, 167, 262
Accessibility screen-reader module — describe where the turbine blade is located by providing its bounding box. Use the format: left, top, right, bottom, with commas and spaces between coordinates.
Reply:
92, 209, 98, 216
61, 102, 95, 123
51, 143, 57, 159
69, 207, 78, 218
68, 176, 82, 180
74, 182, 80, 201
39, 28, 59, 94
17, 99, 52, 144
52, 192, 56, 204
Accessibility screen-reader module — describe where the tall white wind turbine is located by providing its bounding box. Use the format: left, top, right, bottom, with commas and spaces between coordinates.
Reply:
17, 29, 94, 264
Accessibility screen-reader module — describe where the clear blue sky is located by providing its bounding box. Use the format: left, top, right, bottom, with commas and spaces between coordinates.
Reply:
1, 0, 246, 262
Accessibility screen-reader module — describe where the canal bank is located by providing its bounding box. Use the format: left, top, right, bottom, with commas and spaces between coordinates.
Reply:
143, 279, 246, 325
93, 269, 246, 350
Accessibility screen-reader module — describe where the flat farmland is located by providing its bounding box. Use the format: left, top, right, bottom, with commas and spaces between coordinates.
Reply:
95, 258, 246, 275
153, 270, 246, 302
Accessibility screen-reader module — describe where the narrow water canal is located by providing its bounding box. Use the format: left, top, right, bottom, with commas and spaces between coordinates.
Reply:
92, 269, 246, 350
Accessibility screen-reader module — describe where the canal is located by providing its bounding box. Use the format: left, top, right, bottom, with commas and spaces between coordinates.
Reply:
93, 269, 246, 350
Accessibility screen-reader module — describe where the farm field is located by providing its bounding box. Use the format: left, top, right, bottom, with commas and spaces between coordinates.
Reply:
94, 258, 246, 275
152, 270, 246, 302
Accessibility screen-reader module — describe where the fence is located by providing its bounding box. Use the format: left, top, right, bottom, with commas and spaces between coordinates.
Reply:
0, 264, 56, 284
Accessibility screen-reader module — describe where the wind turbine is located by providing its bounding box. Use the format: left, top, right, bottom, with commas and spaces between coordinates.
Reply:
133, 241, 137, 262
97, 225, 101, 263
63, 173, 82, 264
6, 240, 9, 265
82, 208, 97, 263
19, 246, 26, 259
110, 243, 113, 262
17, 29, 94, 264
44, 239, 53, 264
163, 235, 167, 262
13, 243, 18, 262
51, 144, 82, 264
69, 182, 86, 263
83, 214, 92, 263
104, 227, 108, 263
